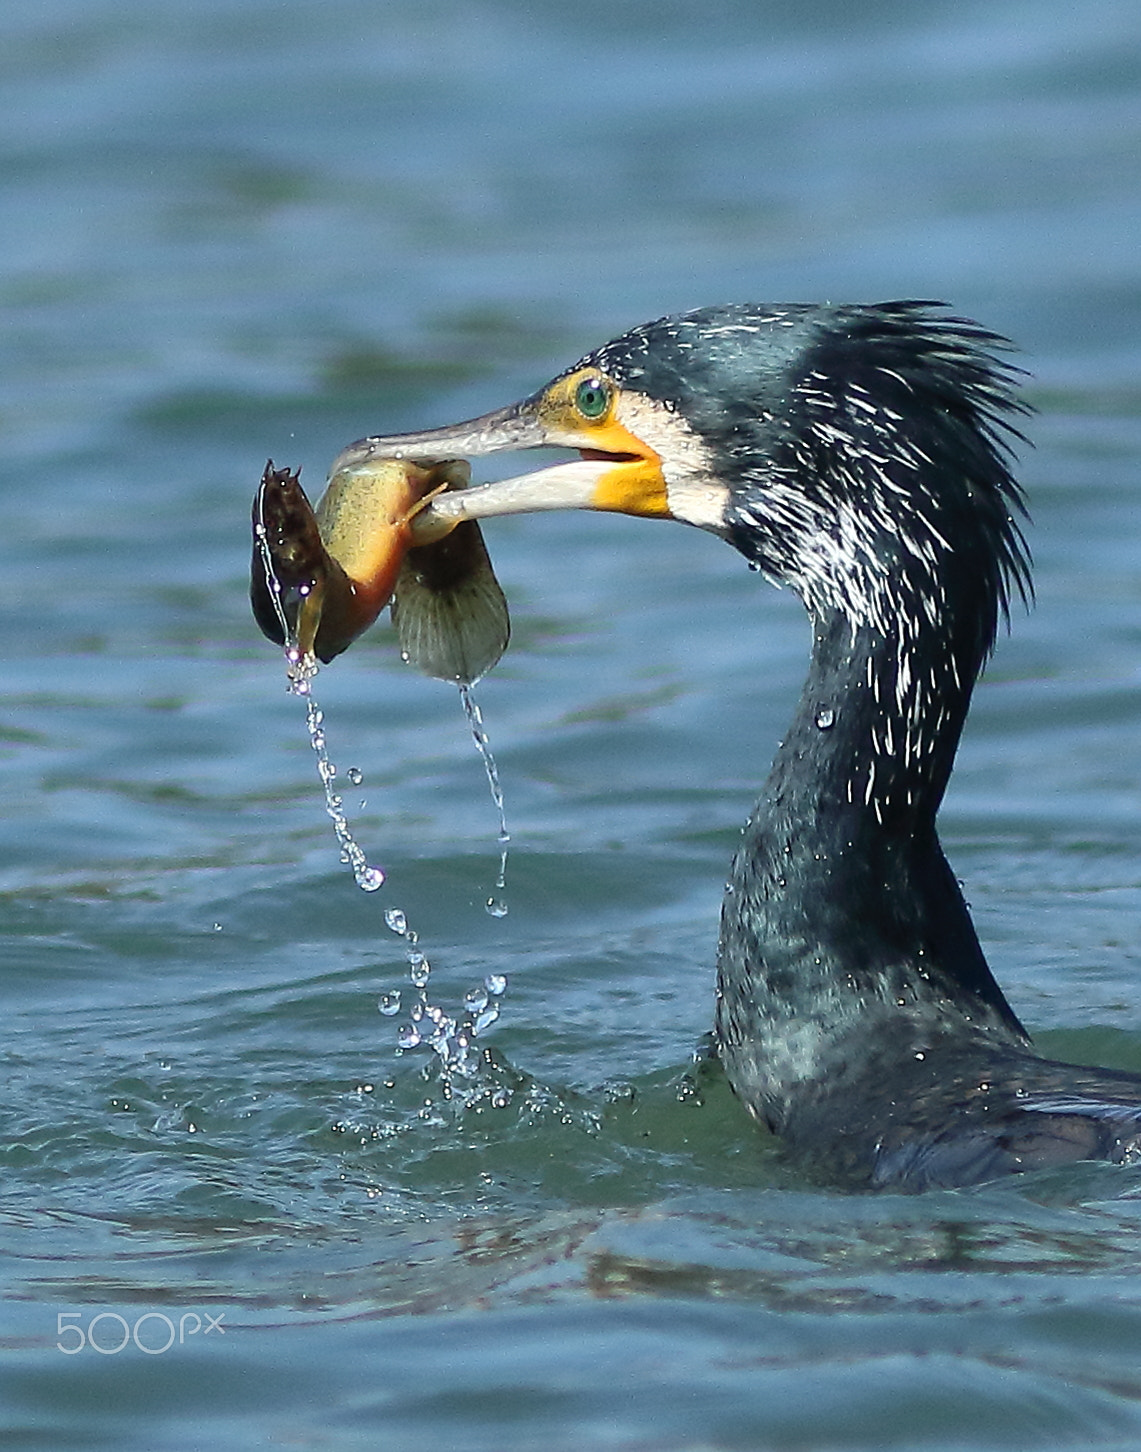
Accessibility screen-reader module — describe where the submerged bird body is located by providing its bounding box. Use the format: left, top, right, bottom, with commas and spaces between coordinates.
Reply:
329, 302, 1141, 1189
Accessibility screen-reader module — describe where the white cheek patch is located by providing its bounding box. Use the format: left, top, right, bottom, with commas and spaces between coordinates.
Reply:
613, 391, 730, 531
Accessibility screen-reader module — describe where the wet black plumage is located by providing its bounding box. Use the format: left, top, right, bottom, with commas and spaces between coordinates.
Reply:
594, 303, 1141, 1189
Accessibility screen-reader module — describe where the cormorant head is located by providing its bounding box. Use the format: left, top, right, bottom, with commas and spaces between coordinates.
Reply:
333, 302, 1029, 645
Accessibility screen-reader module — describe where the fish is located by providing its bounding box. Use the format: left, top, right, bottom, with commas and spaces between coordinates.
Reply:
250, 455, 509, 684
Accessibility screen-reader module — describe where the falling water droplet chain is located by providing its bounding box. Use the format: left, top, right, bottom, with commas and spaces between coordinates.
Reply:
256, 521, 509, 1079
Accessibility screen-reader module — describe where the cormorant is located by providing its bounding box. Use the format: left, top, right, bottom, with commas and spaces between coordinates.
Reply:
325, 302, 1141, 1190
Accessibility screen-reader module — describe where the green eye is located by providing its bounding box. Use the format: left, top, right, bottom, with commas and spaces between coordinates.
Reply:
574, 377, 611, 419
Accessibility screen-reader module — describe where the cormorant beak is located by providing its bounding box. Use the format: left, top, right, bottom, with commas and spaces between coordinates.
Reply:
329, 387, 671, 548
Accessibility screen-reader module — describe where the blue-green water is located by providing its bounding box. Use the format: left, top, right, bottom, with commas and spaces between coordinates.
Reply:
4, 1, 1141, 1447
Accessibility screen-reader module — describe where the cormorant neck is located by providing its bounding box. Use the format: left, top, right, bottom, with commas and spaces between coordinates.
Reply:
779, 602, 971, 835
715, 595, 1027, 1131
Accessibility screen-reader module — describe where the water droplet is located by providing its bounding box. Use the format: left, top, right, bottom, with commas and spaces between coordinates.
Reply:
464, 987, 489, 1013
485, 973, 507, 997
355, 864, 385, 892
378, 991, 401, 1016
815, 707, 835, 730
397, 1024, 421, 1049
385, 908, 408, 936
346, 767, 363, 786
486, 897, 509, 918
472, 1005, 500, 1035
408, 951, 430, 988
212, 922, 223, 932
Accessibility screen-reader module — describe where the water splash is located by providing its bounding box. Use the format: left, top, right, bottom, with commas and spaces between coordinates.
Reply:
459, 684, 510, 917
295, 673, 509, 1081
255, 512, 510, 1087
300, 688, 511, 1080
384, 903, 508, 1082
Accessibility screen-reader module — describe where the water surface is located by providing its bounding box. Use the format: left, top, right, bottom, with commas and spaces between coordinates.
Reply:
3, 1, 1141, 1447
